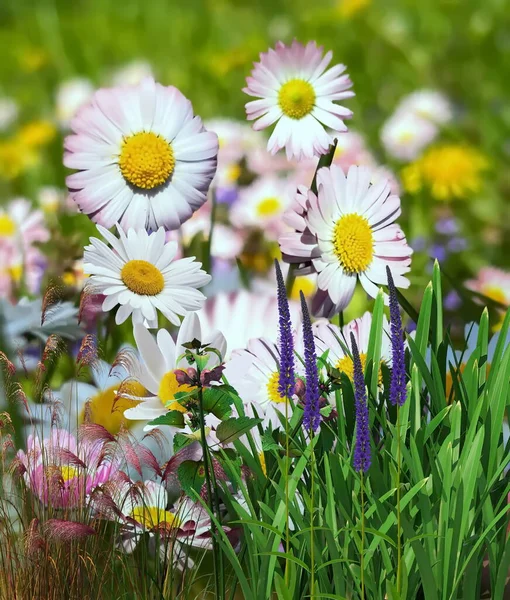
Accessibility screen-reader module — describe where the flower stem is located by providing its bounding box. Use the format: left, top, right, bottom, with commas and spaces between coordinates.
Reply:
396, 404, 402, 594
285, 398, 290, 585
197, 383, 223, 600
361, 471, 365, 599
310, 428, 315, 599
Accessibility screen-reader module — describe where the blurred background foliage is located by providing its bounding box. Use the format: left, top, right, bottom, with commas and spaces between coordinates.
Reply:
0, 0, 509, 324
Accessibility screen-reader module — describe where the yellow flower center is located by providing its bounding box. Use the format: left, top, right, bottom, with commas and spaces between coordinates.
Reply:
290, 276, 316, 301
119, 132, 175, 190
336, 353, 383, 385
131, 506, 180, 530
120, 259, 165, 296
79, 382, 145, 435
333, 213, 374, 274
226, 164, 241, 183
60, 466, 79, 482
158, 371, 196, 411
9, 264, 23, 282
278, 79, 316, 120
257, 197, 281, 217
482, 285, 507, 306
0, 215, 16, 237
266, 371, 286, 404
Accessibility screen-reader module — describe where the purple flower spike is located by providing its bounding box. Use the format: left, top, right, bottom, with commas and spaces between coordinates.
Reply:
387, 266, 407, 406
351, 332, 371, 472
275, 260, 295, 399
300, 291, 321, 432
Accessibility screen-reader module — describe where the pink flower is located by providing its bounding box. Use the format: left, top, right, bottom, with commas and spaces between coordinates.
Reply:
16, 428, 120, 509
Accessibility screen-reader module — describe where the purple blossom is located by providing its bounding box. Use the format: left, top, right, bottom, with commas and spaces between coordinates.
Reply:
387, 266, 407, 406
435, 217, 459, 235
275, 260, 295, 398
300, 292, 321, 432
351, 333, 371, 472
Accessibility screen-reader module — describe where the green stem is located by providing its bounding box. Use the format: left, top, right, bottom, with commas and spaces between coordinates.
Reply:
285, 398, 290, 585
361, 471, 365, 599
310, 428, 315, 600
396, 404, 402, 594
197, 383, 223, 600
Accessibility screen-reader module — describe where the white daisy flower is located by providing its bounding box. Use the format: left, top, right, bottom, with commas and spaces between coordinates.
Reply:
313, 312, 392, 384
83, 224, 211, 328
380, 111, 437, 162
64, 77, 218, 231
244, 40, 354, 161
230, 176, 294, 238
280, 164, 413, 317
111, 61, 154, 87
0, 97, 18, 131
225, 338, 299, 429
56, 77, 94, 128
123, 313, 226, 428
397, 89, 453, 125
197, 290, 302, 360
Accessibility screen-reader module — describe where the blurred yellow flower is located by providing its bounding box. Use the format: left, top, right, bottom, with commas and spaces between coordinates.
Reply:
0, 139, 37, 180
18, 48, 49, 73
337, 0, 371, 19
18, 120, 56, 148
402, 144, 488, 201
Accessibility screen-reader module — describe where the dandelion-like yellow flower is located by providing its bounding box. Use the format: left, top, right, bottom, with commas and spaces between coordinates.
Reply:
402, 144, 488, 201
337, 0, 371, 19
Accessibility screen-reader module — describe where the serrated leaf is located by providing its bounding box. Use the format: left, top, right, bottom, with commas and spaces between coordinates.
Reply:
216, 416, 262, 444
147, 410, 185, 428
202, 386, 234, 419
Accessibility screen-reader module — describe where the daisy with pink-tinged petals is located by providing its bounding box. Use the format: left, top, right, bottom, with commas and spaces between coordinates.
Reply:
243, 41, 354, 161
16, 429, 119, 509
281, 165, 413, 317
64, 77, 218, 231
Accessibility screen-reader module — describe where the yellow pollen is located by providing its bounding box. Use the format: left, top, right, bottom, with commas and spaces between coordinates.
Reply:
131, 506, 180, 530
278, 79, 316, 120
60, 466, 79, 482
333, 213, 374, 274
266, 371, 286, 404
256, 197, 281, 217
158, 371, 196, 411
336, 353, 383, 385
79, 382, 144, 435
121, 260, 164, 296
119, 132, 175, 190
0, 215, 16, 237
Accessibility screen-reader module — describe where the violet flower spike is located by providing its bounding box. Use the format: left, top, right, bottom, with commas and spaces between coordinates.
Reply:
275, 260, 295, 399
351, 333, 371, 472
300, 291, 321, 432
387, 266, 407, 406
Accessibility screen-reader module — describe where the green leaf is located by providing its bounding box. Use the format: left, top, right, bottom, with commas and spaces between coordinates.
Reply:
216, 416, 262, 444
177, 460, 205, 497
147, 410, 185, 428
202, 386, 234, 419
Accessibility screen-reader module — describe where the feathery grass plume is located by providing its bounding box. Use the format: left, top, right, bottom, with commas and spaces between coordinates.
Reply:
351, 332, 371, 472
387, 266, 407, 406
300, 292, 321, 432
275, 259, 295, 398
75, 333, 99, 376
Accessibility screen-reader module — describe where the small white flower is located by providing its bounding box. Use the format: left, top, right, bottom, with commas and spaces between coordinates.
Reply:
244, 40, 354, 160
398, 89, 452, 125
83, 224, 211, 327
56, 78, 94, 127
381, 111, 437, 162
